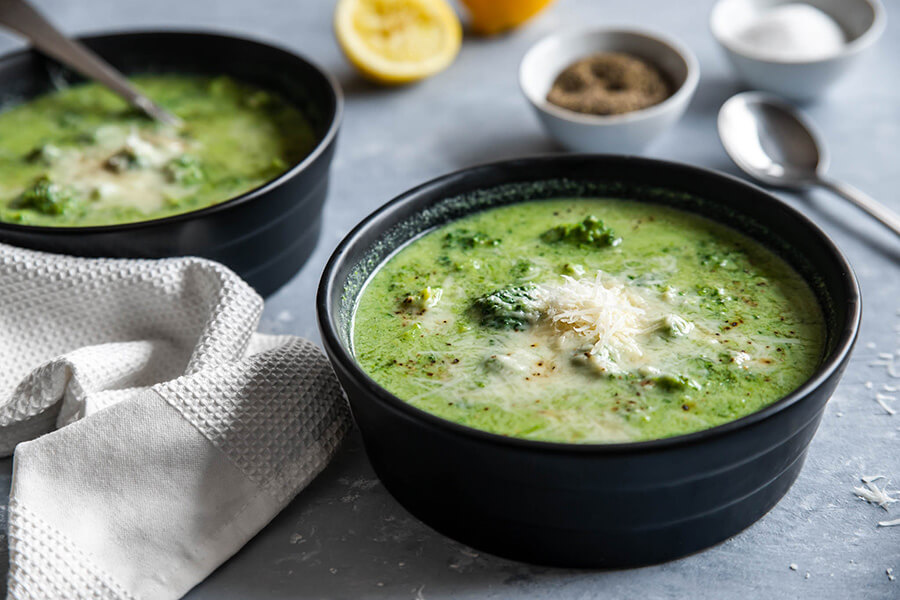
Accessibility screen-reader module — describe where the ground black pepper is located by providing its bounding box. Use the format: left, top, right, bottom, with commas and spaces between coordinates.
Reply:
547, 52, 671, 116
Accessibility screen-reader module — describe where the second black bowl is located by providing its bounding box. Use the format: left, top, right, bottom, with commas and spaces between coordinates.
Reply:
317, 155, 859, 568
0, 31, 342, 297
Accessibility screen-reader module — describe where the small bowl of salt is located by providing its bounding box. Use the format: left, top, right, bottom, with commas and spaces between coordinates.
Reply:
710, 0, 885, 101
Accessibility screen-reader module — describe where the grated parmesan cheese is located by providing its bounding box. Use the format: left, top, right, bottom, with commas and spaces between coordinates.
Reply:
872, 354, 900, 378
533, 272, 676, 374
854, 476, 899, 510
875, 394, 897, 415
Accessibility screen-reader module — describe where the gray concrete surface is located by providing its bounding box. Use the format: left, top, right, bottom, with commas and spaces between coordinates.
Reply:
0, 0, 898, 598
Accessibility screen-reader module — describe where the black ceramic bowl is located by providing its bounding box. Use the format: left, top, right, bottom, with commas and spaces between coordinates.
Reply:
0, 31, 341, 297
317, 155, 859, 568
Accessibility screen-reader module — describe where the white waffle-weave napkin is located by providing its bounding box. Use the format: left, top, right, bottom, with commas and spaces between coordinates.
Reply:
0, 244, 351, 599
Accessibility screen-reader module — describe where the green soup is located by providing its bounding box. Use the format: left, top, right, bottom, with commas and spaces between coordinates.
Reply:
0, 75, 317, 227
353, 199, 826, 444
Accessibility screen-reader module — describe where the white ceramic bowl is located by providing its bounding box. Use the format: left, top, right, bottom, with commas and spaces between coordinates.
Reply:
518, 28, 700, 154
710, 0, 886, 102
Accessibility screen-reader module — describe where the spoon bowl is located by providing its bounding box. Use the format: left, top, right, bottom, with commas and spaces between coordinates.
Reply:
718, 92, 825, 188
718, 91, 900, 236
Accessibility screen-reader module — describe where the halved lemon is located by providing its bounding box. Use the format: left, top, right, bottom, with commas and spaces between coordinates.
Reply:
335, 0, 462, 85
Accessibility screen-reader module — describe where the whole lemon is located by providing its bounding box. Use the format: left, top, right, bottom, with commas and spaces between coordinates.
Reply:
460, 0, 556, 35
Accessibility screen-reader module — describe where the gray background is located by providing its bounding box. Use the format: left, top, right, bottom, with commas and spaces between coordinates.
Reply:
1, 0, 899, 598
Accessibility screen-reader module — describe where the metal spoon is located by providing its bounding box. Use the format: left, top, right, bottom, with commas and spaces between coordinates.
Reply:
718, 91, 900, 237
0, 0, 182, 127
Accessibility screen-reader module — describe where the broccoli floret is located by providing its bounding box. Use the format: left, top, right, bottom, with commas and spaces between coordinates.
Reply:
14, 176, 78, 216
540, 215, 620, 248
655, 314, 694, 338
165, 154, 205, 185
650, 374, 701, 391
104, 146, 147, 172
442, 229, 501, 249
473, 284, 541, 330
695, 285, 726, 297
511, 258, 538, 279
561, 262, 586, 276
25, 143, 62, 165
400, 286, 443, 314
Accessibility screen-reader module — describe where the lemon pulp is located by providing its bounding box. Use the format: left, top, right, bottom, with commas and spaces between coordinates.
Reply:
335, 0, 462, 84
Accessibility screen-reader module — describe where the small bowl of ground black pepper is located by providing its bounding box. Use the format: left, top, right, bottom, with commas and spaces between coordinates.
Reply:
519, 28, 699, 153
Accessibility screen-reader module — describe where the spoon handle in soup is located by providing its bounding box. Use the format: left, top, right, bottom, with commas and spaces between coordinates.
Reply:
817, 177, 900, 237
0, 0, 182, 127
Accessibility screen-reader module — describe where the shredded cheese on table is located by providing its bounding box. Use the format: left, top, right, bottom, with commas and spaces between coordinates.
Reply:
871, 353, 900, 378
854, 476, 899, 510
875, 393, 897, 415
